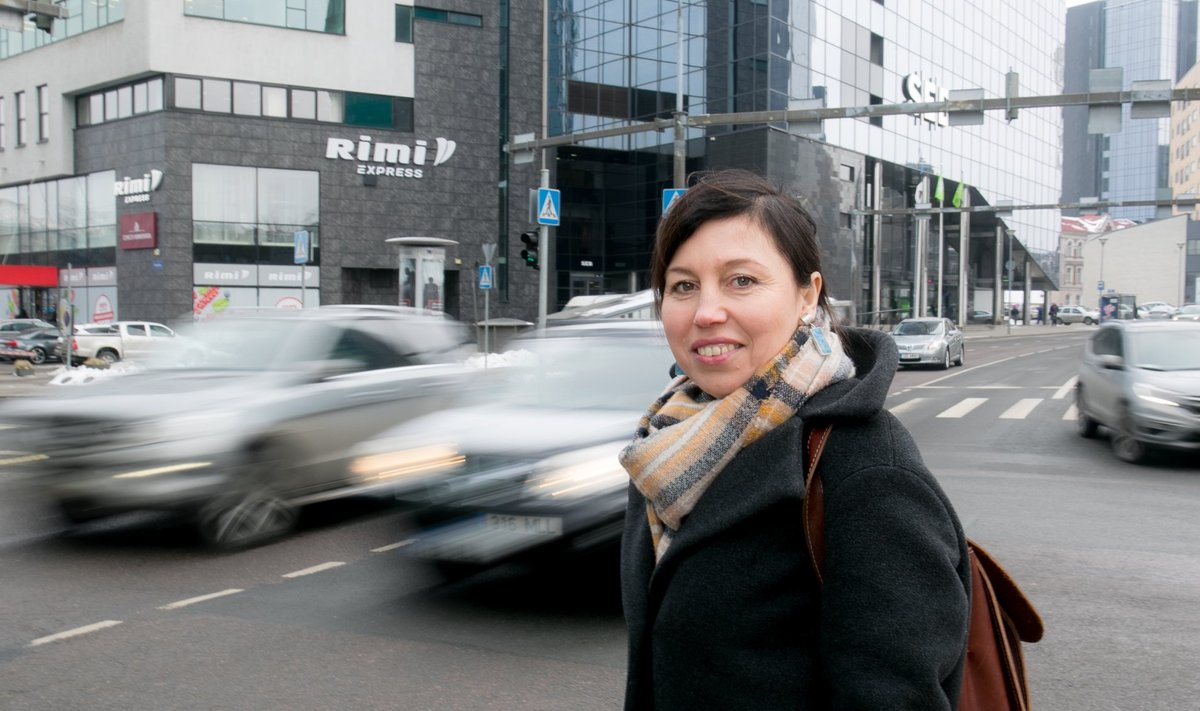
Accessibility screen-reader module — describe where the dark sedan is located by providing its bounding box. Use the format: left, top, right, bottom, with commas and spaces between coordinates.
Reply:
2, 327, 64, 364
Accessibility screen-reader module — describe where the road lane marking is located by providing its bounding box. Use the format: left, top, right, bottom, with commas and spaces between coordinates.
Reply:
158, 589, 243, 610
1063, 404, 1077, 420
888, 398, 927, 415
1000, 398, 1043, 419
371, 540, 414, 553
964, 385, 1020, 389
920, 354, 1018, 386
29, 620, 122, 647
282, 561, 346, 578
1052, 376, 1077, 400
936, 398, 988, 418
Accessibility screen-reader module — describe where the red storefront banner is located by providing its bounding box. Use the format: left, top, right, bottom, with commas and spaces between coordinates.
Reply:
119, 212, 157, 250
0, 265, 59, 287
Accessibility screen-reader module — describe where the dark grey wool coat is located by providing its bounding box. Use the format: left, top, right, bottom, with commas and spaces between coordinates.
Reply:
621, 328, 971, 710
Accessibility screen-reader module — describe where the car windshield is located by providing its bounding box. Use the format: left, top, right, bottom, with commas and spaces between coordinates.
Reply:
142, 317, 335, 371
1128, 329, 1200, 371
498, 335, 672, 410
1182, 305, 1200, 315
895, 321, 942, 336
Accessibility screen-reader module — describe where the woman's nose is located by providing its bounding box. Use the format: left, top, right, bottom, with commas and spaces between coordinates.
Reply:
692, 289, 728, 326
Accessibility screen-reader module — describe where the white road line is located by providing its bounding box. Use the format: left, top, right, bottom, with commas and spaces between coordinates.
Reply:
371, 540, 414, 553
1052, 376, 1077, 400
920, 354, 1018, 386
282, 561, 345, 578
888, 398, 927, 415
1063, 404, 1077, 420
158, 588, 243, 611
1000, 398, 1043, 419
936, 398, 988, 419
29, 620, 122, 647
1017, 351, 1035, 357
913, 385, 955, 389
964, 385, 1021, 389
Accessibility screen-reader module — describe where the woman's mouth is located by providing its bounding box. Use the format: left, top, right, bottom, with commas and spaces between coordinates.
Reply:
696, 343, 740, 358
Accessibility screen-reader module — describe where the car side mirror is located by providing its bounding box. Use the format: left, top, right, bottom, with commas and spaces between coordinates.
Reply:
1097, 354, 1125, 370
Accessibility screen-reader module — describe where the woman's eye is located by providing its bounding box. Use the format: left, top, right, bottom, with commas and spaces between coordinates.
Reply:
669, 281, 697, 294
732, 275, 756, 288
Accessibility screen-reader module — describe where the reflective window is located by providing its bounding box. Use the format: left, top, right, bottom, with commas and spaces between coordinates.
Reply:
37, 85, 49, 141
262, 86, 289, 117
14, 91, 26, 145
175, 77, 202, 110
291, 89, 316, 120
0, 96, 5, 148
184, 0, 345, 34
77, 77, 165, 127
396, 4, 414, 43
233, 82, 261, 116
202, 78, 232, 113
192, 165, 320, 262
0, 0, 124, 61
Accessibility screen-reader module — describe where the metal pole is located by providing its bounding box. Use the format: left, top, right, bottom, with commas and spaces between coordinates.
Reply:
300, 265, 305, 309
538, 168, 549, 331
484, 280, 490, 368
994, 224, 1004, 329
673, 1, 686, 188
958, 189, 970, 328
936, 210, 944, 318
871, 162, 882, 324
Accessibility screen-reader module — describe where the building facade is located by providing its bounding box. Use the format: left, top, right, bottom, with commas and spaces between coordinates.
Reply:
0, 1, 545, 326
1078, 214, 1197, 307
1053, 214, 1135, 309
1062, 0, 1200, 221
543, 0, 1064, 324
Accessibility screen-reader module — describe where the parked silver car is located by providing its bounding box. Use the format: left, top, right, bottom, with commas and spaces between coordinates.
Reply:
1055, 305, 1100, 325
891, 317, 965, 369
1075, 321, 1200, 463
348, 321, 675, 581
0, 306, 478, 547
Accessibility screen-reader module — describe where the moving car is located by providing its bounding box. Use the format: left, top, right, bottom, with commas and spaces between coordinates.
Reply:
891, 317, 965, 369
0, 318, 55, 334
1055, 305, 1100, 325
349, 321, 675, 581
0, 306, 477, 548
1075, 320, 1200, 463
968, 309, 994, 324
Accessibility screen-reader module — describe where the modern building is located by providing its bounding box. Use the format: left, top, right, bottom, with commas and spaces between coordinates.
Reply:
0, 1, 545, 326
1062, 0, 1200, 221
1077, 214, 1197, 307
1171, 60, 1200, 217
541, 0, 1064, 325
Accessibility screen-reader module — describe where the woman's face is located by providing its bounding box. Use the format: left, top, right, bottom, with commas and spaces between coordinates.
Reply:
660, 215, 820, 399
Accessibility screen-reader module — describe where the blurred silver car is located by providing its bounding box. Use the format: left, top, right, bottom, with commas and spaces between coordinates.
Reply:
1173, 304, 1200, 322
1075, 320, 1200, 463
0, 306, 477, 547
1055, 305, 1100, 325
891, 317, 965, 369
348, 321, 675, 581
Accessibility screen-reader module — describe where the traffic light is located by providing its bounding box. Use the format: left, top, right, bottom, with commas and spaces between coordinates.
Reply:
520, 230, 539, 269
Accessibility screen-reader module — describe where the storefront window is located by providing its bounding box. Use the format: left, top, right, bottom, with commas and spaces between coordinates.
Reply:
192, 164, 320, 263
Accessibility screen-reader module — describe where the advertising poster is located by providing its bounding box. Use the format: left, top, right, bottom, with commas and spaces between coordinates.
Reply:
193, 286, 257, 321
259, 288, 320, 310
2, 288, 19, 319
89, 287, 119, 322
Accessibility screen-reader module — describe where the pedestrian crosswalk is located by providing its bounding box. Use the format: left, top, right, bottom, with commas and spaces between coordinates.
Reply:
888, 377, 1080, 423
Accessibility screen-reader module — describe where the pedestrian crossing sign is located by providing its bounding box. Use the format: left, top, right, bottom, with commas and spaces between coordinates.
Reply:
478, 264, 493, 290
537, 188, 561, 226
662, 188, 687, 214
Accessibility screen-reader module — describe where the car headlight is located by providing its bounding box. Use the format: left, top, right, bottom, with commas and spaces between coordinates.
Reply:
349, 443, 464, 483
926, 341, 941, 352
525, 441, 628, 500
1132, 383, 1182, 408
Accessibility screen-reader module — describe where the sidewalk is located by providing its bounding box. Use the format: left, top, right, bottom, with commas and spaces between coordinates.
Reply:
958, 321, 1095, 341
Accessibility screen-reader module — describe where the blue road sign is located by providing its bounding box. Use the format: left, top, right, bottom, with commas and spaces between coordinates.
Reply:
663, 188, 687, 213
293, 230, 310, 265
478, 264, 493, 289
1097, 280, 1105, 292
536, 188, 561, 226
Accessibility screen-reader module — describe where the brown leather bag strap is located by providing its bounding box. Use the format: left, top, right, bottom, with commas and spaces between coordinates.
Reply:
802, 423, 833, 582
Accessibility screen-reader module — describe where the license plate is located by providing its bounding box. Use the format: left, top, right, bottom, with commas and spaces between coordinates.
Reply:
900, 353, 920, 360
485, 513, 563, 536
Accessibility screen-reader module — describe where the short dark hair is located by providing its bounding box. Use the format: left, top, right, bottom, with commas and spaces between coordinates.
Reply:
650, 169, 831, 316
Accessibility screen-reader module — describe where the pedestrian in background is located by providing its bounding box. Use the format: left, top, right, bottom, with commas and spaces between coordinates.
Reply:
1049, 302, 1059, 326
619, 170, 971, 710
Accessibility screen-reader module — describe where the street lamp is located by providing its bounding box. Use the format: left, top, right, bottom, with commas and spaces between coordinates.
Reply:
1178, 241, 1187, 306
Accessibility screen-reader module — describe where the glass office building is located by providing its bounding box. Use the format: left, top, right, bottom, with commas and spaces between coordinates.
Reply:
546, 0, 1064, 323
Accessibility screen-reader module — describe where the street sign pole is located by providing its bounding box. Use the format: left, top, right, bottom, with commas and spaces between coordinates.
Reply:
481, 243, 497, 368
538, 169, 550, 332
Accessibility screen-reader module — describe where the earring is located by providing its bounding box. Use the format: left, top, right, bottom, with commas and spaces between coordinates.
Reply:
800, 311, 816, 327
802, 310, 832, 356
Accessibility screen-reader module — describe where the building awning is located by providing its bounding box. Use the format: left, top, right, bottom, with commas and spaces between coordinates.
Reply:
0, 265, 59, 287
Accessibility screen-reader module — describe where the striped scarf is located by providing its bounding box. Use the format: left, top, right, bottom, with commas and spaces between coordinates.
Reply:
620, 314, 856, 561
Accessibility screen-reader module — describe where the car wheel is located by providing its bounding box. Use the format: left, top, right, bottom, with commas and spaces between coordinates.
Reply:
940, 348, 951, 370
1109, 408, 1148, 464
197, 445, 296, 549
96, 349, 119, 365
1083, 317, 1094, 325
30, 347, 47, 365
1075, 389, 1098, 438
955, 344, 965, 367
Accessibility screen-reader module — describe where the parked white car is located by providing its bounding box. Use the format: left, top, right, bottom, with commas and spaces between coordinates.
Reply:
58, 321, 180, 365
1054, 305, 1100, 325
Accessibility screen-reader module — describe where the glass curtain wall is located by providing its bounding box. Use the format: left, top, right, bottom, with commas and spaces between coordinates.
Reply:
184, 0, 345, 34
192, 164, 320, 265
0, 0, 124, 60
0, 171, 116, 267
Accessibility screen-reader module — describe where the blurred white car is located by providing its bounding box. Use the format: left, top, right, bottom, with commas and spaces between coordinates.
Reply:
1055, 305, 1100, 325
350, 321, 675, 581
1172, 304, 1200, 321
0, 306, 477, 548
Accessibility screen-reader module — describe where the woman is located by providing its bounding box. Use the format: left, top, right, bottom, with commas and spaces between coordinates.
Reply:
619, 170, 971, 710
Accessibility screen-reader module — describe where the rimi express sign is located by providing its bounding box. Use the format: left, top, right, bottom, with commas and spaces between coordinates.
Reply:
325, 135, 457, 179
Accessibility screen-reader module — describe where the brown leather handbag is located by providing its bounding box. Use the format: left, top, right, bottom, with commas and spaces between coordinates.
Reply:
803, 424, 1045, 710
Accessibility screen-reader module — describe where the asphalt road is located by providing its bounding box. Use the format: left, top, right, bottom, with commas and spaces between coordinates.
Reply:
1, 331, 1197, 710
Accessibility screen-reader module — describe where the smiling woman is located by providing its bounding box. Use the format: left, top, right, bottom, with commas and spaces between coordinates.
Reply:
618, 170, 972, 711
